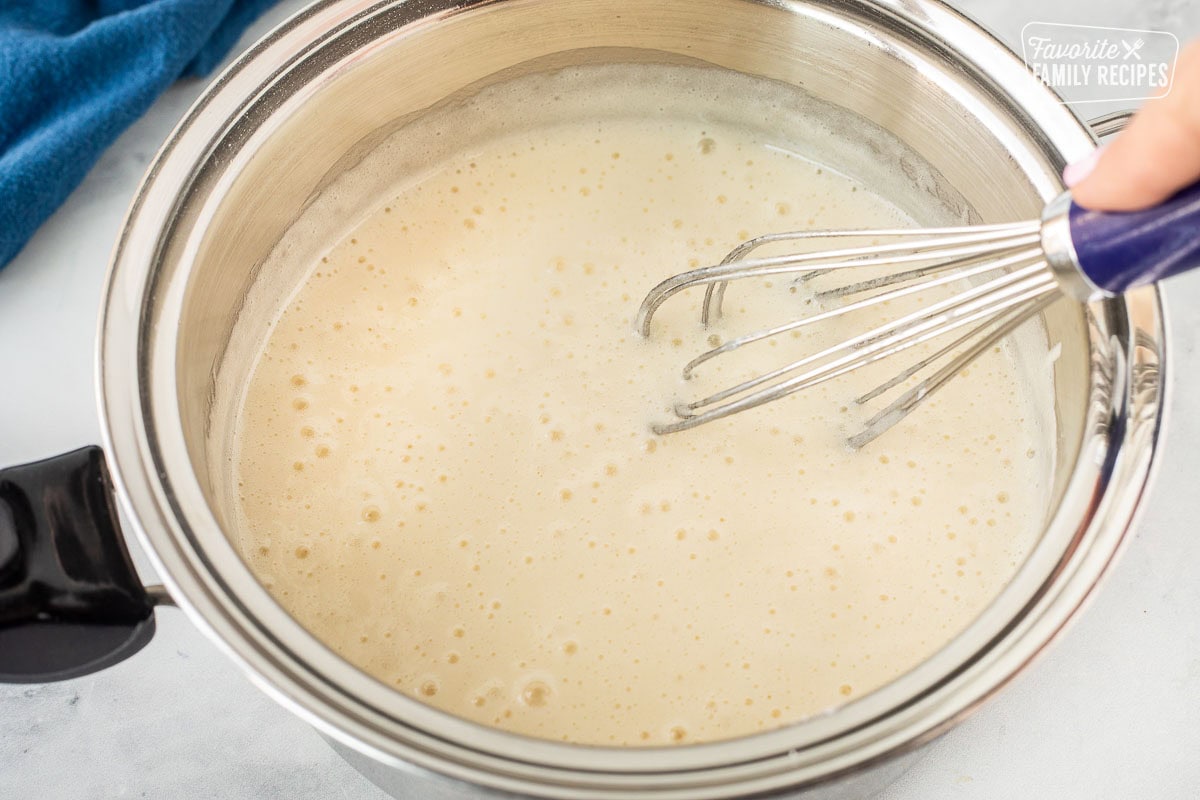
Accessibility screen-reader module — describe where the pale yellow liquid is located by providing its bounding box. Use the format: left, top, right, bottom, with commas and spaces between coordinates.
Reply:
232, 69, 1045, 746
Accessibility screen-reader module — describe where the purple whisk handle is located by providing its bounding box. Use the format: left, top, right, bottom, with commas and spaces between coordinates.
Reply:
1066, 181, 1200, 295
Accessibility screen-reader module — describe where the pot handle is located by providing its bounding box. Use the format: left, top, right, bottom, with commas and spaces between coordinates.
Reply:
1087, 110, 1133, 138
0, 446, 158, 682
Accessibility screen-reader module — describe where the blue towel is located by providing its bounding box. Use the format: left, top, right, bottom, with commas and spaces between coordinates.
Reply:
0, 0, 277, 268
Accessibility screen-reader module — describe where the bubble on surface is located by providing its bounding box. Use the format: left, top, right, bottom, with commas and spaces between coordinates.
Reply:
520, 680, 552, 707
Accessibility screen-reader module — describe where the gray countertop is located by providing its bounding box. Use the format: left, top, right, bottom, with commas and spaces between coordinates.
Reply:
2, 1, 1199, 798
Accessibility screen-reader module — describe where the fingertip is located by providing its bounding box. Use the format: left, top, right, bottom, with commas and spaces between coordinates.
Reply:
1062, 146, 1104, 188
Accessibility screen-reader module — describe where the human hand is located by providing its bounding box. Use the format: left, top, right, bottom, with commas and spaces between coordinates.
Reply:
1067, 40, 1200, 211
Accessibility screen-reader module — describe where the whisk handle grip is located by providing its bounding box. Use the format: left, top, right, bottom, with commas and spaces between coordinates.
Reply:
1069, 180, 1200, 294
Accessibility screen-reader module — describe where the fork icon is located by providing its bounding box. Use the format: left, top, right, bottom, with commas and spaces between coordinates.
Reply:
1123, 38, 1145, 60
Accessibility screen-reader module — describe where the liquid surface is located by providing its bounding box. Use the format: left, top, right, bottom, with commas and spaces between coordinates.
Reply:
232, 69, 1045, 746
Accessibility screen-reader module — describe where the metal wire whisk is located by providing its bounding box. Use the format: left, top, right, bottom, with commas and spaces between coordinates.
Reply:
637, 183, 1200, 447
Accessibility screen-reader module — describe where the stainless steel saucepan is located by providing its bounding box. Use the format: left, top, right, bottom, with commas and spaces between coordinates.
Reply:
0, 1, 1163, 797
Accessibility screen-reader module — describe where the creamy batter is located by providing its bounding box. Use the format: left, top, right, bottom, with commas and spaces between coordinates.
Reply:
230, 66, 1046, 746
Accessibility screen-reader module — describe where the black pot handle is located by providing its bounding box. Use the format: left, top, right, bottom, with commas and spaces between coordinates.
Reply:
0, 446, 157, 682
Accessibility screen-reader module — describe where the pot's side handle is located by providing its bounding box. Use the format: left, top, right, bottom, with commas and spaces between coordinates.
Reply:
1087, 110, 1134, 139
0, 446, 157, 682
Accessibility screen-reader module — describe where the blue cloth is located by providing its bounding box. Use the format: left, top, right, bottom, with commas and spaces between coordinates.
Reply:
0, 1, 276, 268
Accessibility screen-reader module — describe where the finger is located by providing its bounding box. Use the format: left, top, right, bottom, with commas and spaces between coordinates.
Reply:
1070, 39, 1200, 211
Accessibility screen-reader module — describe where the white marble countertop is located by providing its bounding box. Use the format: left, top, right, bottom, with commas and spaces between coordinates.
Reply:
2, 1, 1199, 798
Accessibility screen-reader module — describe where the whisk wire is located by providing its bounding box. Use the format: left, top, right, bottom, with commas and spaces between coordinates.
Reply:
849, 293, 1058, 448
638, 219, 1062, 442
637, 224, 1041, 336
679, 260, 1051, 412
655, 267, 1056, 435
672, 263, 1056, 431
697, 220, 1042, 322
681, 246, 1044, 380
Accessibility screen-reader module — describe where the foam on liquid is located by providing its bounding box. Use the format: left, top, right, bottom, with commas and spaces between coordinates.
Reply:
231, 65, 1047, 746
